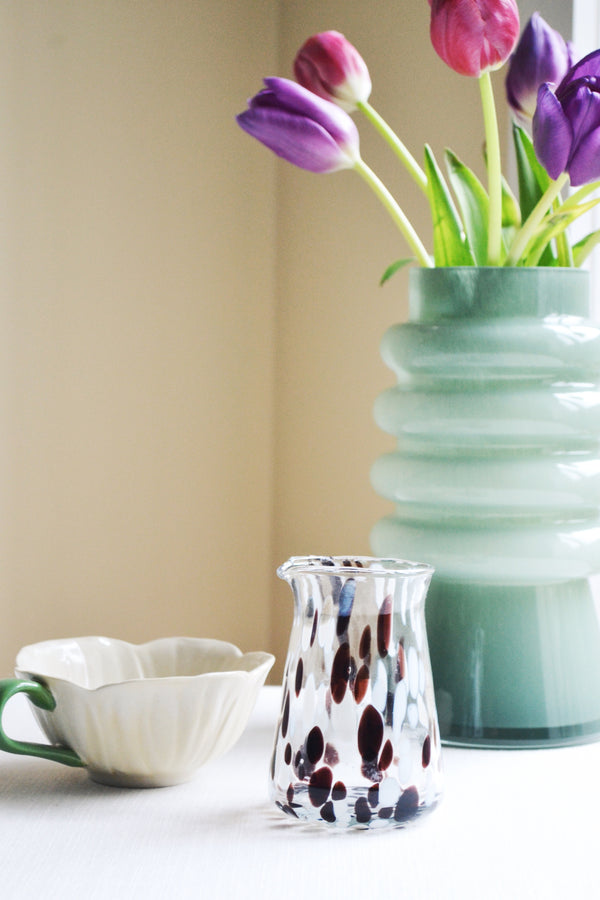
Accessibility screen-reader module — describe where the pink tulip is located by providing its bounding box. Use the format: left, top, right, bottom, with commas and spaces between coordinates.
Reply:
429, 0, 520, 78
294, 31, 371, 112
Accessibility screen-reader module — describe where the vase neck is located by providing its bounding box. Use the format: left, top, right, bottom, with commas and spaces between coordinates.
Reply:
409, 268, 591, 322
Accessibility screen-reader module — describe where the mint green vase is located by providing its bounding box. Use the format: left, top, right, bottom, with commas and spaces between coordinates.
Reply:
371, 267, 600, 747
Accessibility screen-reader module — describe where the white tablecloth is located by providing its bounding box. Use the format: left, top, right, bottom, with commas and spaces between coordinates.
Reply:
0, 685, 598, 899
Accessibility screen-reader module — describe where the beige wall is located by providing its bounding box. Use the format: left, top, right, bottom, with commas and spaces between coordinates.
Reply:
0, 1, 507, 679
0, 0, 278, 670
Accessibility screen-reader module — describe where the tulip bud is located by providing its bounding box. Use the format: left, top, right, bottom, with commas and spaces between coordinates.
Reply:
533, 49, 600, 187
294, 31, 372, 112
236, 77, 360, 174
506, 13, 573, 122
429, 0, 520, 78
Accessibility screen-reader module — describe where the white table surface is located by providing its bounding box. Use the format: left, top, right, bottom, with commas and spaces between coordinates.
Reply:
0, 684, 598, 899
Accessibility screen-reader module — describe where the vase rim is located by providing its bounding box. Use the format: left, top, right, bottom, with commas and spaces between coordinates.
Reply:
277, 555, 434, 580
408, 266, 590, 320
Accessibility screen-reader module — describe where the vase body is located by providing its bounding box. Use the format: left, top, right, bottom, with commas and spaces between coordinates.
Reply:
271, 556, 443, 828
371, 267, 600, 747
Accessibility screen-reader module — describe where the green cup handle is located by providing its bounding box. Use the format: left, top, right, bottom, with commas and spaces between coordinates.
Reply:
0, 678, 84, 768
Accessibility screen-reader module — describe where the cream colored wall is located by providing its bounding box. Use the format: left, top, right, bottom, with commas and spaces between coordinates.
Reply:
0, 0, 509, 680
0, 0, 278, 672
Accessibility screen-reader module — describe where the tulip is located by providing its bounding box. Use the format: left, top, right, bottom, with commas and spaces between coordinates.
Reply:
506, 13, 573, 122
428, 0, 520, 263
533, 49, 600, 186
294, 31, 372, 112
295, 30, 427, 195
236, 77, 360, 173
428, 0, 520, 78
237, 78, 432, 266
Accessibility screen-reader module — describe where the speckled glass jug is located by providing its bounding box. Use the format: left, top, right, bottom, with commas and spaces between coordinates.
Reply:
371, 267, 600, 747
270, 556, 443, 828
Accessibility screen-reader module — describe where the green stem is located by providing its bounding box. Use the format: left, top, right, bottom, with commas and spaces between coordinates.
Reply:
553, 190, 573, 267
357, 100, 428, 195
505, 172, 570, 266
479, 72, 502, 265
354, 158, 432, 267
560, 179, 600, 209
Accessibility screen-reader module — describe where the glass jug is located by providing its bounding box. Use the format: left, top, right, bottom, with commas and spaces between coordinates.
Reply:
270, 556, 443, 828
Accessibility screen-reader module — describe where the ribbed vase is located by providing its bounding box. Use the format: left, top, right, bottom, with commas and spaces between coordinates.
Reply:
371, 267, 600, 747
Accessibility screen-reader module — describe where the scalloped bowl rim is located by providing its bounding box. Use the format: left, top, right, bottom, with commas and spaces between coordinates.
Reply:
15, 636, 275, 693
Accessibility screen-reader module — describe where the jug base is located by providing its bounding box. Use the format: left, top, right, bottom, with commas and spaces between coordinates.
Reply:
272, 783, 442, 830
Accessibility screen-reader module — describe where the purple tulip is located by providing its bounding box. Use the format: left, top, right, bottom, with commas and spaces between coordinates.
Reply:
506, 13, 573, 121
533, 49, 600, 186
236, 77, 360, 174
294, 31, 372, 112
428, 0, 520, 78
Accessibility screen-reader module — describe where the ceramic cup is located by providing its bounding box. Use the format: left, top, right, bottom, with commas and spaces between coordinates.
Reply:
0, 636, 274, 787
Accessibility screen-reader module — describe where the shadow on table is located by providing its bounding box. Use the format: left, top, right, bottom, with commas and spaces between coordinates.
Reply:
0, 757, 115, 804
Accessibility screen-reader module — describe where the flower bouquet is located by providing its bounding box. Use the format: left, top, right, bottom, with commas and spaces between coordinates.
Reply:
237, 1, 600, 275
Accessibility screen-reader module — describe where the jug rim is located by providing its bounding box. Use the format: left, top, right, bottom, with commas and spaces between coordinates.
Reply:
277, 555, 434, 580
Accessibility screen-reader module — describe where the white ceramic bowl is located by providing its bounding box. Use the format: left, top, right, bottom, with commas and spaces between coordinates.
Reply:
12, 636, 274, 787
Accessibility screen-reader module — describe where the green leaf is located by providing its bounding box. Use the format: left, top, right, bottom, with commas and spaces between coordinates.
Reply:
512, 122, 555, 265
424, 144, 474, 267
558, 179, 600, 211
572, 229, 600, 267
444, 149, 489, 265
554, 184, 598, 265
380, 258, 413, 285
501, 175, 521, 228
482, 140, 521, 229
523, 198, 600, 266
512, 122, 550, 220
502, 225, 517, 259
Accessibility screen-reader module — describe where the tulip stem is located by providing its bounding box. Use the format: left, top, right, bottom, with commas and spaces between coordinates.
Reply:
479, 72, 502, 266
505, 172, 570, 266
356, 101, 428, 195
554, 191, 573, 267
354, 158, 432, 267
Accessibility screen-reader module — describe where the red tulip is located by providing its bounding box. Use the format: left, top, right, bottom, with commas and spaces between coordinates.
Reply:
429, 0, 520, 78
